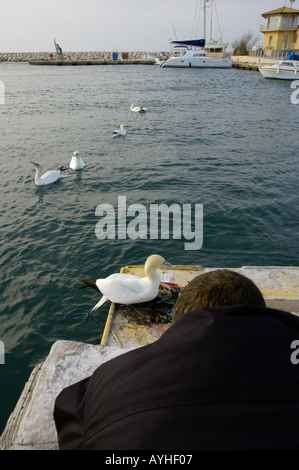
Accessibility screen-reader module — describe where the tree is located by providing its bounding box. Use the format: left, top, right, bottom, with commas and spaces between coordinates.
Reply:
232, 30, 260, 55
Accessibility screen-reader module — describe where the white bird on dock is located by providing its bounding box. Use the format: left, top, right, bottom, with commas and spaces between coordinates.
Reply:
130, 103, 147, 113
31, 162, 68, 186
113, 124, 127, 137
70, 151, 85, 170
77, 254, 165, 312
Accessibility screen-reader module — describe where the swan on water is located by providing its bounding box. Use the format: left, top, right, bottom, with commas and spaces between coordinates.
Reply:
70, 151, 85, 170
130, 103, 147, 113
113, 124, 127, 137
77, 254, 165, 312
31, 161, 68, 186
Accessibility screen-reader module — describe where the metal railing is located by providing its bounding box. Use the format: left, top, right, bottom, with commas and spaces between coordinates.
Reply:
260, 24, 299, 32
249, 48, 299, 60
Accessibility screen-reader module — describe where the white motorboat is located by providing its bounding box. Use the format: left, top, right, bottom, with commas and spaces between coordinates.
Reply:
161, 46, 232, 68
259, 59, 299, 80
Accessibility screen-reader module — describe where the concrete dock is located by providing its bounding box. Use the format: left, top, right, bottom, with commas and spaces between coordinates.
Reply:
231, 55, 277, 72
232, 62, 260, 71
1, 265, 298, 450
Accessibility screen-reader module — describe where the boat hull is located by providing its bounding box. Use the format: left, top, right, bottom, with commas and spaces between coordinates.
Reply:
162, 57, 232, 69
259, 64, 299, 80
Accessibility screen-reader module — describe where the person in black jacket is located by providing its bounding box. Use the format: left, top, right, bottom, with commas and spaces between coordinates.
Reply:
54, 270, 299, 450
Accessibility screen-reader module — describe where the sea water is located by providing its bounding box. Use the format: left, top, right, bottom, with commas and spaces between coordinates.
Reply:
0, 62, 298, 432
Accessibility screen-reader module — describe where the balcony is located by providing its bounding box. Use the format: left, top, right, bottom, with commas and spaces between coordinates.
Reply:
260, 23, 299, 33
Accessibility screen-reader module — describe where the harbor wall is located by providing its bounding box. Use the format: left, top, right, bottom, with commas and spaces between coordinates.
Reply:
231, 55, 276, 65
231, 55, 277, 72
0, 51, 165, 63
0, 51, 232, 63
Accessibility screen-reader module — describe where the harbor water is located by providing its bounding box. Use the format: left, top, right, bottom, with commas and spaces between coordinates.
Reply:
0, 62, 298, 433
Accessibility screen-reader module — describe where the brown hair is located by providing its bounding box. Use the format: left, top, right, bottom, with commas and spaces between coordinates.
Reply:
173, 269, 266, 322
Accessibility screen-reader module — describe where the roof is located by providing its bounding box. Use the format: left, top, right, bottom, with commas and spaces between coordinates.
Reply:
262, 6, 299, 17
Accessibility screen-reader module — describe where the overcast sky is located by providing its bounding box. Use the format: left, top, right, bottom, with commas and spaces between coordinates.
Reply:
0, 0, 295, 53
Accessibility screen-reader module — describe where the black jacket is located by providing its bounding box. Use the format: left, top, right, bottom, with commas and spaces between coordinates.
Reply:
54, 305, 299, 450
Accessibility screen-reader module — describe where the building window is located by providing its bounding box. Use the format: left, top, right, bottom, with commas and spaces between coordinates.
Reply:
268, 16, 280, 29
269, 36, 273, 48
281, 15, 295, 30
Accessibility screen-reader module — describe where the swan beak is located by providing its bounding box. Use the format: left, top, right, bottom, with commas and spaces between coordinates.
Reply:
161, 260, 172, 267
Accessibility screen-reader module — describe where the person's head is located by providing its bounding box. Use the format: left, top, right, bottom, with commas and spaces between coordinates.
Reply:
173, 269, 266, 322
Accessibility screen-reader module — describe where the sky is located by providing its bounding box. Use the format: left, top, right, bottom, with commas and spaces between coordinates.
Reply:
0, 0, 296, 53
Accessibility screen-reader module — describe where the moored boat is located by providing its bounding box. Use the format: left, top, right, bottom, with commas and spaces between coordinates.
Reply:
259, 57, 299, 80
161, 43, 232, 68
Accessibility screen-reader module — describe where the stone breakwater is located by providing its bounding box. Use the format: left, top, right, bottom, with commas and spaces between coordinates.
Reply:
0, 51, 166, 62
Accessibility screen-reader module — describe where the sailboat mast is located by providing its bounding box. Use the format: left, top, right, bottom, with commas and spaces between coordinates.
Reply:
210, 0, 213, 42
204, 0, 207, 42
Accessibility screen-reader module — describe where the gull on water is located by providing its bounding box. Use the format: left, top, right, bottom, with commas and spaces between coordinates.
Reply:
70, 151, 85, 170
130, 103, 147, 113
77, 254, 165, 312
31, 162, 68, 186
113, 124, 127, 137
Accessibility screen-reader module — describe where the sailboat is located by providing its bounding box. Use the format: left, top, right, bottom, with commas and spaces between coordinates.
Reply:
161, 0, 232, 69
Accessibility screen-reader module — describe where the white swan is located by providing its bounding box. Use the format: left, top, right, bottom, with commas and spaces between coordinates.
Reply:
130, 103, 147, 113
31, 162, 68, 186
113, 124, 127, 137
77, 254, 165, 312
70, 151, 85, 170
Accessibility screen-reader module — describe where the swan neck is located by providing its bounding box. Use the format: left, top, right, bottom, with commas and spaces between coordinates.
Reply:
145, 264, 159, 282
